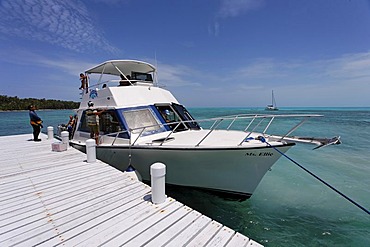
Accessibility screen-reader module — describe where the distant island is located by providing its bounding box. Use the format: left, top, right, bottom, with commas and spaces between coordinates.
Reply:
0, 95, 79, 111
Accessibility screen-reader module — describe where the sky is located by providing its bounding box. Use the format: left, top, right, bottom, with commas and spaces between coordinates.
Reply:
1, 0, 370, 107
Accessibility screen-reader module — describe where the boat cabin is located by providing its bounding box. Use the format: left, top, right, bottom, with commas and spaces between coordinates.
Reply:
72, 60, 200, 144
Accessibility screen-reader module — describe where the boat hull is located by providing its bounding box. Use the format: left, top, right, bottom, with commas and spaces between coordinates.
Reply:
71, 143, 294, 198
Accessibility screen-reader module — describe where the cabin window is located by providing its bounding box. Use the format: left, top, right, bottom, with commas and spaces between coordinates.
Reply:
172, 103, 201, 130
78, 111, 91, 133
155, 104, 200, 131
122, 108, 163, 135
100, 110, 122, 134
78, 109, 128, 138
131, 71, 153, 81
156, 105, 187, 131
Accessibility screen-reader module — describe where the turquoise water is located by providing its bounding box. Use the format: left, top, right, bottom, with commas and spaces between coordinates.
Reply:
1, 108, 369, 246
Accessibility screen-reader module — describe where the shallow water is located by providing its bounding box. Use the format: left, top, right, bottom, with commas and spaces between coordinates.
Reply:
1, 107, 369, 246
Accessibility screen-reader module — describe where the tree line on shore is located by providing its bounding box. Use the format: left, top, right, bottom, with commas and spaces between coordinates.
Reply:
0, 95, 79, 111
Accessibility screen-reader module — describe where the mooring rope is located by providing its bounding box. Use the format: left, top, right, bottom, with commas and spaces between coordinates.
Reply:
257, 136, 370, 215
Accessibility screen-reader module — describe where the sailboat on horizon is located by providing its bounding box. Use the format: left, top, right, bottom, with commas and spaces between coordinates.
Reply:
265, 90, 279, 111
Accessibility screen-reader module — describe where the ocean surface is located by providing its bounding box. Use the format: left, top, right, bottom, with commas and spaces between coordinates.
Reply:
1, 107, 369, 246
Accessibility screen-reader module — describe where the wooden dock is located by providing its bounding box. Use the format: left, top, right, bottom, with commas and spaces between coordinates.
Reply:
0, 133, 262, 246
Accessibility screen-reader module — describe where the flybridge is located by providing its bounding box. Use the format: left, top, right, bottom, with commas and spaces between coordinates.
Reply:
78, 60, 170, 109
84, 60, 158, 88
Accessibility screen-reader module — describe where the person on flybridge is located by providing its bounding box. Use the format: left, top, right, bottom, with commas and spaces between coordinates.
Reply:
79, 73, 88, 93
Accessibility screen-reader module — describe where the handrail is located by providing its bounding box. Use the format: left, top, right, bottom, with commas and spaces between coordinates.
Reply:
226, 116, 238, 130
98, 114, 323, 147
195, 118, 224, 147
159, 122, 182, 146
131, 127, 147, 146
244, 115, 258, 131
238, 116, 265, 146
263, 117, 275, 134
82, 79, 155, 92
278, 117, 310, 141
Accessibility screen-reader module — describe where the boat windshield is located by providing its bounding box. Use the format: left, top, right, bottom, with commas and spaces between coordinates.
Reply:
122, 107, 165, 136
172, 103, 201, 130
155, 103, 200, 131
131, 72, 153, 81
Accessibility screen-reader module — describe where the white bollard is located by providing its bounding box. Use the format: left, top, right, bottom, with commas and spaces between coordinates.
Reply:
86, 139, 96, 163
61, 131, 69, 149
47, 126, 54, 140
150, 162, 166, 204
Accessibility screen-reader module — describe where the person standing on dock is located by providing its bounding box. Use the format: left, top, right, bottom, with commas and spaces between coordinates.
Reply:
85, 101, 104, 145
28, 105, 43, 142
66, 115, 77, 139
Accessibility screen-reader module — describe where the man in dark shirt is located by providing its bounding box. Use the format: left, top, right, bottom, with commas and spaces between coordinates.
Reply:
28, 105, 43, 141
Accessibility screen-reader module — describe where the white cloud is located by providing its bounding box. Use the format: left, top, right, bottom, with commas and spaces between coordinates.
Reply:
230, 52, 370, 106
320, 52, 370, 80
233, 52, 370, 88
154, 62, 203, 87
0, 48, 95, 76
208, 21, 220, 37
0, 0, 119, 54
92, 0, 130, 4
210, 0, 265, 36
237, 59, 293, 79
153, 51, 370, 102
218, 0, 265, 18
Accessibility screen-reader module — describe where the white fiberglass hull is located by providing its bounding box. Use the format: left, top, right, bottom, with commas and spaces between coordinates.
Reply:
69, 59, 326, 199
72, 143, 294, 197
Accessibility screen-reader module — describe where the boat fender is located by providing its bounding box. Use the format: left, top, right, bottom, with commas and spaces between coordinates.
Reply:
255, 136, 266, 142
244, 137, 254, 142
124, 165, 142, 181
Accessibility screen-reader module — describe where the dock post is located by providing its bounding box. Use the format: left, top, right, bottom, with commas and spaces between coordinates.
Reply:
150, 162, 166, 204
86, 139, 96, 163
47, 126, 54, 140
61, 131, 69, 149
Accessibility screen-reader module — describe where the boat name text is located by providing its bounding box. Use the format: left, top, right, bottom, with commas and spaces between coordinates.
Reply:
245, 152, 273, 157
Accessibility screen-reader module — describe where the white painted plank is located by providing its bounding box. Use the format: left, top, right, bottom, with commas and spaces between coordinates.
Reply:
20, 190, 151, 246
204, 225, 235, 247
0, 170, 128, 218
165, 215, 212, 246
0, 174, 148, 244
0, 134, 262, 247
68, 199, 176, 246
0, 165, 112, 202
0, 178, 143, 236
101, 200, 184, 246
123, 202, 191, 246
247, 239, 264, 247
186, 220, 223, 247
144, 207, 202, 247
225, 232, 250, 247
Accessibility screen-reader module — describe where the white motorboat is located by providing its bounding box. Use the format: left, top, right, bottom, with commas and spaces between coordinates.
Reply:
69, 60, 332, 199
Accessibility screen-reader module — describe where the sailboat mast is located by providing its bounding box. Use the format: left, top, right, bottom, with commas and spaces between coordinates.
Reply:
266, 90, 278, 110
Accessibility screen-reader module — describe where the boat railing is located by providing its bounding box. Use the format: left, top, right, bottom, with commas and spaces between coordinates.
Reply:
101, 114, 322, 147
81, 79, 155, 93
194, 114, 321, 146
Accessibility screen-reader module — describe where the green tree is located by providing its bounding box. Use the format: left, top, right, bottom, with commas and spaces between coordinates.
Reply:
0, 95, 79, 111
